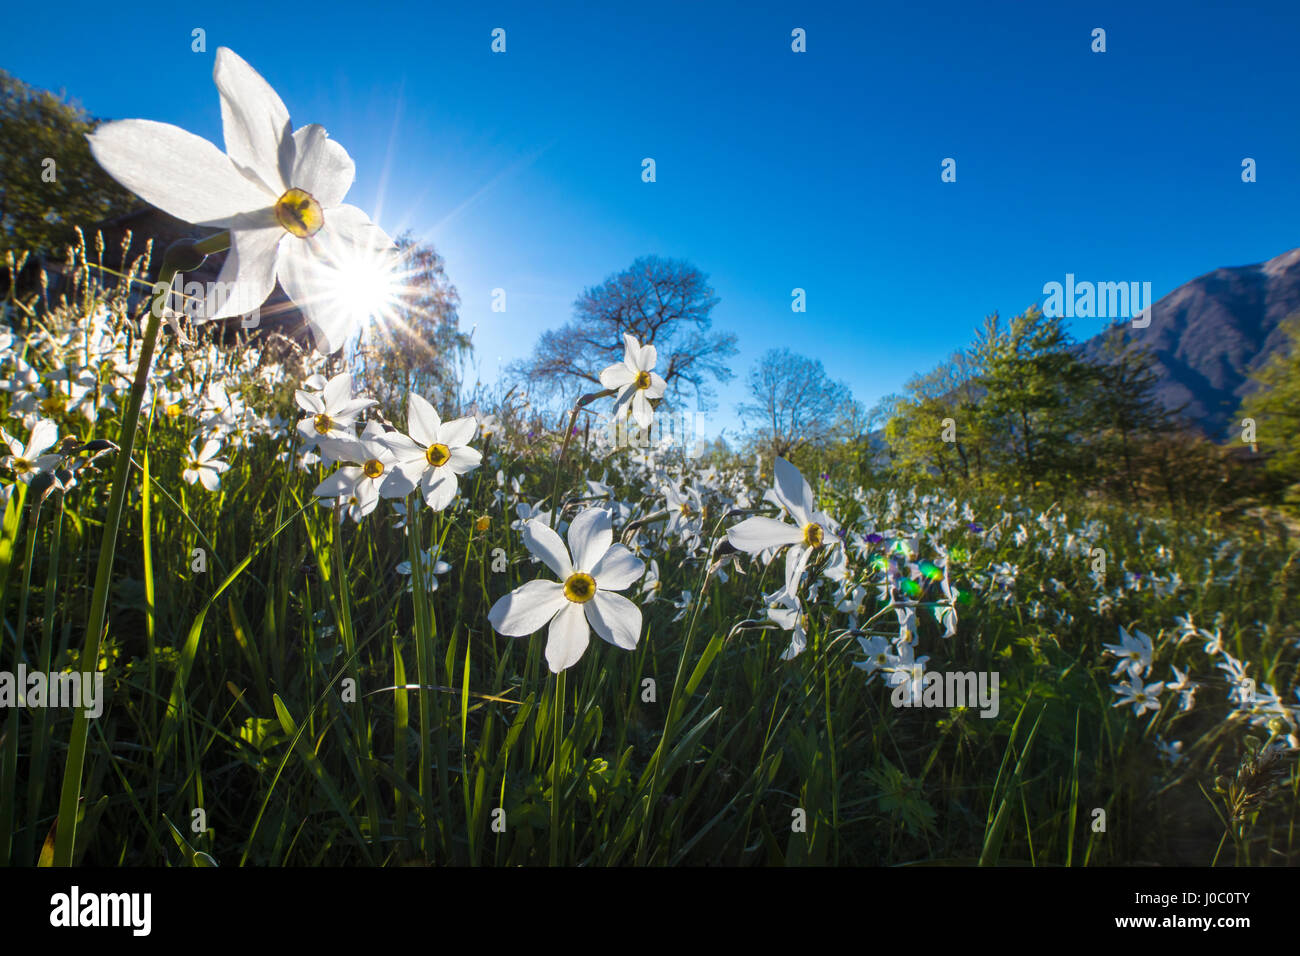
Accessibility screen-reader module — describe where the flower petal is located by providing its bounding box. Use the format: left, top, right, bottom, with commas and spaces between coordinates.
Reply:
294, 389, 324, 415
600, 363, 635, 390
488, 579, 566, 636
407, 392, 442, 446
291, 123, 355, 208
523, 519, 572, 579
214, 46, 292, 195
631, 390, 652, 430
421, 470, 458, 511
726, 516, 802, 554
591, 544, 644, 591
567, 507, 612, 573
545, 602, 590, 672
321, 203, 396, 255
586, 590, 642, 650
312, 466, 359, 499
445, 445, 481, 474
438, 416, 476, 449
773, 457, 814, 525
26, 420, 59, 457
88, 119, 272, 226
205, 227, 284, 320
277, 244, 352, 354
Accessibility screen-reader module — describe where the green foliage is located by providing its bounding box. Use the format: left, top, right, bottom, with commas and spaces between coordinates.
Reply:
1238, 312, 1300, 497
0, 70, 135, 262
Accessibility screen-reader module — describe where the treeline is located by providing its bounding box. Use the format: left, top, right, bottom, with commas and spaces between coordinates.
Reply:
869, 306, 1286, 516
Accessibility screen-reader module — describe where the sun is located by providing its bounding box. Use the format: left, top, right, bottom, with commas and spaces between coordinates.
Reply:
319, 235, 406, 333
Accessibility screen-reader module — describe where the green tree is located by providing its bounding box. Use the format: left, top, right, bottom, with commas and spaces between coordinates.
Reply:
971, 306, 1094, 491
0, 70, 135, 261
1237, 312, 1300, 489
1085, 325, 1178, 500
879, 346, 988, 484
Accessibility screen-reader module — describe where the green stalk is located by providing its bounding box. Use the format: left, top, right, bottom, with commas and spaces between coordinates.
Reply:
23, 490, 64, 865
550, 668, 566, 866
0, 494, 41, 865
407, 501, 437, 859
52, 233, 227, 867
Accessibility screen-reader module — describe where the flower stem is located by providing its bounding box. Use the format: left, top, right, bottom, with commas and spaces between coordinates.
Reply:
52, 232, 228, 867
550, 668, 566, 865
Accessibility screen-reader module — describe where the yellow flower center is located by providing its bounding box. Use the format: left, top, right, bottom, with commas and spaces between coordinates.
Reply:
274, 188, 325, 238
680, 503, 691, 516
12, 458, 32, 474
563, 571, 597, 603
187, 459, 201, 471
803, 522, 824, 548
165, 403, 182, 419
425, 443, 451, 467
362, 459, 385, 479
634, 370, 652, 390
475, 515, 490, 532
41, 396, 65, 415
313, 413, 333, 434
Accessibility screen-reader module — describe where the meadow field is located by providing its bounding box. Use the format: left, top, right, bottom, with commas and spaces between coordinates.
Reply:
1, 237, 1297, 868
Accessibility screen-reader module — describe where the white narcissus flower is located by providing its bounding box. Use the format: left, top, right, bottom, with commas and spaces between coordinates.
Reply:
765, 589, 808, 661
2, 420, 61, 483
382, 392, 482, 512
1102, 626, 1153, 679
86, 47, 396, 354
182, 439, 230, 491
1110, 678, 1165, 716
488, 509, 645, 673
726, 457, 834, 597
295, 372, 375, 453
599, 333, 667, 429
311, 422, 412, 520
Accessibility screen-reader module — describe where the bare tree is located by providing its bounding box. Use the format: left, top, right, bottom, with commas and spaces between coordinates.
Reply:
509, 255, 737, 411
738, 348, 858, 458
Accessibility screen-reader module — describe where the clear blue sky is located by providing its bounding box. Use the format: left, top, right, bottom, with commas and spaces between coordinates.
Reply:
5, 0, 1299, 440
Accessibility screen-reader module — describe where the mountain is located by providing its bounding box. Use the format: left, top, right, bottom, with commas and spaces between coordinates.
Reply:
1084, 247, 1300, 440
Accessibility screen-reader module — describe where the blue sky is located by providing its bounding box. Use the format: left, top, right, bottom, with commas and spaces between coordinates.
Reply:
5, 0, 1299, 440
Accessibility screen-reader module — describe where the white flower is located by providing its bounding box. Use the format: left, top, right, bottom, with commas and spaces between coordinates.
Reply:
182, 439, 230, 491
885, 642, 930, 701
726, 457, 834, 597
1102, 626, 1153, 679
1168, 665, 1200, 712
765, 589, 808, 660
381, 392, 481, 512
396, 548, 451, 592
599, 333, 667, 429
311, 422, 410, 518
1, 420, 61, 483
852, 634, 896, 684
87, 47, 395, 353
295, 372, 375, 453
487, 509, 645, 673
1111, 678, 1164, 716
